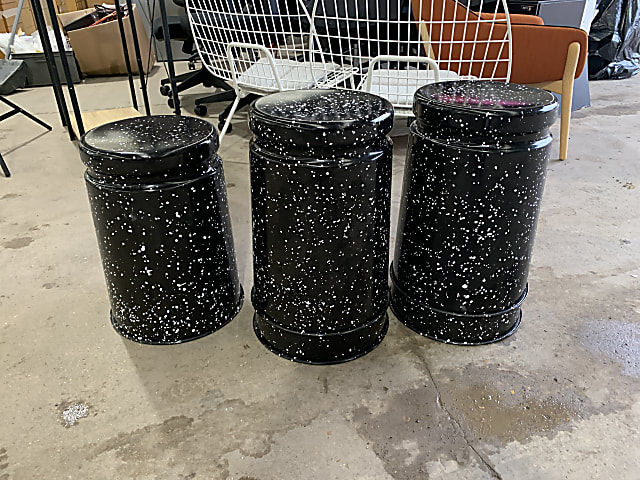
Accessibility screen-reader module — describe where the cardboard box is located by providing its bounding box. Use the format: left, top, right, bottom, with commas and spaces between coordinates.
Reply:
55, 0, 87, 13
58, 4, 155, 76
0, 0, 37, 35
0, 0, 85, 58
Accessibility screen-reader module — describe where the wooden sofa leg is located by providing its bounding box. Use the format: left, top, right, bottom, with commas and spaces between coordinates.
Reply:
559, 42, 581, 161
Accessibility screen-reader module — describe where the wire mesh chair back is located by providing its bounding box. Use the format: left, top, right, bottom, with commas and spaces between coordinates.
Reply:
413, 0, 512, 80
308, 0, 512, 113
187, 0, 330, 94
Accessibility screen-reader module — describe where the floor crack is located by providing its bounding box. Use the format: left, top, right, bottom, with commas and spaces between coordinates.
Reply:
409, 338, 503, 480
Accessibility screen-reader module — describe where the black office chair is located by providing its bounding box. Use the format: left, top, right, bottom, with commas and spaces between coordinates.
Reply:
153, 0, 236, 116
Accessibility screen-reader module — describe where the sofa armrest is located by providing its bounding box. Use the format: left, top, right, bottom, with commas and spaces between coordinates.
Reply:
510, 24, 588, 83
477, 12, 545, 25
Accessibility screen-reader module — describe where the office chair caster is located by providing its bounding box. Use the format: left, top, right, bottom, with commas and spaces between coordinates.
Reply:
194, 104, 207, 116
160, 85, 171, 96
188, 60, 196, 70
218, 121, 231, 133
168, 97, 174, 109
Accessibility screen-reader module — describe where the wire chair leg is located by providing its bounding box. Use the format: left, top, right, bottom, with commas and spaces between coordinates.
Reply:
218, 96, 240, 143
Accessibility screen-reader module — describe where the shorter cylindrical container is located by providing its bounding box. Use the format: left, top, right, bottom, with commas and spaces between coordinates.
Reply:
249, 89, 394, 364
391, 81, 558, 344
79, 115, 243, 344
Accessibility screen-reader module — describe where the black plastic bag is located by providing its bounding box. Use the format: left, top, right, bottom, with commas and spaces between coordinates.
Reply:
589, 0, 640, 80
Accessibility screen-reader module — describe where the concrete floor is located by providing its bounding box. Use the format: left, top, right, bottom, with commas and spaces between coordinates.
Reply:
1, 66, 639, 480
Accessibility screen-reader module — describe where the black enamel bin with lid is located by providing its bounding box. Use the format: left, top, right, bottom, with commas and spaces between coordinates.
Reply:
391, 81, 558, 345
249, 89, 393, 364
79, 115, 243, 344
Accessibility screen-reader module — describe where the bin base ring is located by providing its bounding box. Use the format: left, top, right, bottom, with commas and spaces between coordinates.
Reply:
253, 303, 389, 365
390, 266, 524, 345
110, 287, 244, 345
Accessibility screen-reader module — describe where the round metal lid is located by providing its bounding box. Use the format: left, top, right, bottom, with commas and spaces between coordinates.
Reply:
414, 81, 558, 135
249, 89, 394, 149
79, 115, 218, 177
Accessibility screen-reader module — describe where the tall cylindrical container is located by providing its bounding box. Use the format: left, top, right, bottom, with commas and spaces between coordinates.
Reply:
249, 89, 394, 364
79, 115, 243, 344
391, 81, 558, 344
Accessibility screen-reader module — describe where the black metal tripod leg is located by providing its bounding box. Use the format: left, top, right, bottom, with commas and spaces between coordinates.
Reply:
30, 0, 71, 135
44, 0, 84, 136
115, 3, 138, 111
0, 153, 10, 178
158, 0, 180, 115
0, 97, 52, 131
124, 0, 150, 115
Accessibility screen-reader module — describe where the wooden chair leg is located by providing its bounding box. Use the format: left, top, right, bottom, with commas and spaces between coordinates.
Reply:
559, 42, 581, 161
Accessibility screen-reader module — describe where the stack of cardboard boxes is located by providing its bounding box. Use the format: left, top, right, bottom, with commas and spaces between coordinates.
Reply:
0, 0, 89, 34
0, 0, 37, 36
1, 0, 90, 59
1, 0, 155, 75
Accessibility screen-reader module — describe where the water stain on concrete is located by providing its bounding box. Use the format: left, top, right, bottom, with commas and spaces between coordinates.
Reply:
0, 447, 8, 480
578, 319, 640, 379
443, 385, 574, 443
0, 193, 20, 200
437, 365, 590, 445
200, 388, 225, 410
91, 415, 195, 460
573, 103, 640, 118
352, 385, 471, 479
2, 236, 33, 249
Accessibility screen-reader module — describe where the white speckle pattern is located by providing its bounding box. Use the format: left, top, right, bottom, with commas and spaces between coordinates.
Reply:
248, 89, 394, 364
79, 116, 243, 345
390, 81, 558, 345
61, 403, 89, 427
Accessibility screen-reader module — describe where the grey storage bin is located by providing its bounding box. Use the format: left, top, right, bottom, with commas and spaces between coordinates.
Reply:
0, 59, 27, 94
12, 51, 81, 86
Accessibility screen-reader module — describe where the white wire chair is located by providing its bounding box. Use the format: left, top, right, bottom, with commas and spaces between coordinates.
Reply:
308, 0, 513, 116
187, 0, 353, 140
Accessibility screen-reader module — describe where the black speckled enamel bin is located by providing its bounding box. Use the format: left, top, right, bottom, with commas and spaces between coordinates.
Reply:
79, 115, 243, 344
391, 81, 558, 345
249, 89, 394, 364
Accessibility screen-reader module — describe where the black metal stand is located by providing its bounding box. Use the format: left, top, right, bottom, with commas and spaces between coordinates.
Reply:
28, 0, 171, 142
44, 0, 84, 136
124, 0, 151, 115
29, 0, 84, 139
115, 2, 139, 111
30, 0, 73, 136
0, 95, 53, 177
114, 0, 151, 115
157, 0, 181, 115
